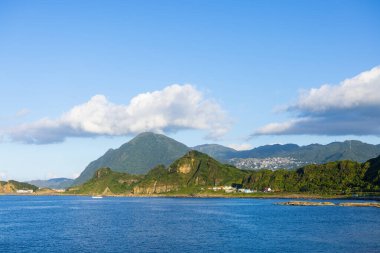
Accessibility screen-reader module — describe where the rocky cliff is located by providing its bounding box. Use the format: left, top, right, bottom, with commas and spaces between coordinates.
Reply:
0, 180, 38, 193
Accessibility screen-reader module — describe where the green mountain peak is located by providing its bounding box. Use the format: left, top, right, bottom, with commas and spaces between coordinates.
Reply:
73, 132, 190, 185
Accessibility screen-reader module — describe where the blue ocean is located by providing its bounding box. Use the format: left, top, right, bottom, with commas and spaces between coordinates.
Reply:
0, 196, 379, 253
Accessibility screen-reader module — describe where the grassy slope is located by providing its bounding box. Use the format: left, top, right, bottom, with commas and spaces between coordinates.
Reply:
68, 168, 142, 195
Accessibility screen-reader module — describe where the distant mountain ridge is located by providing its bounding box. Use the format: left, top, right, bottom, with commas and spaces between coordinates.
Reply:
26, 178, 74, 189
192, 144, 237, 161
194, 140, 380, 169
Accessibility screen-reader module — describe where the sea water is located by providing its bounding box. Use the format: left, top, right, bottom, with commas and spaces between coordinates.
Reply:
0, 196, 379, 253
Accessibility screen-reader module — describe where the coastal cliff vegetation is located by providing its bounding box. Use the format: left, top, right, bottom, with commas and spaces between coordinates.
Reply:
66, 151, 380, 196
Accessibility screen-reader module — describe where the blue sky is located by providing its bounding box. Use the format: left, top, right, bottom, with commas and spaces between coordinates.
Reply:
0, 0, 379, 180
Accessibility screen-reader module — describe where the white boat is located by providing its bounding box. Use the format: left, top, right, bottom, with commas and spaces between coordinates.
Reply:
92, 196, 103, 199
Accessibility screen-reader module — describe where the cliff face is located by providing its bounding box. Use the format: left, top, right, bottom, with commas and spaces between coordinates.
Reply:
0, 182, 16, 193
170, 150, 247, 187
0, 181, 38, 193
133, 183, 179, 194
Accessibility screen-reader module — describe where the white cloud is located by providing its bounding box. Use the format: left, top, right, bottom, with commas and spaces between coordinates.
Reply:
228, 143, 253, 151
293, 66, 380, 112
255, 118, 308, 135
255, 66, 380, 136
3, 84, 230, 144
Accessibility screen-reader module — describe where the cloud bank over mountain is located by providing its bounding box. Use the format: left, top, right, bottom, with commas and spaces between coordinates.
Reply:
255, 65, 380, 136
3, 84, 230, 144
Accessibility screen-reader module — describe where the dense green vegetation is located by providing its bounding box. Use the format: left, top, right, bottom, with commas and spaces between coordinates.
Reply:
135, 151, 248, 193
73, 132, 190, 185
68, 168, 142, 194
242, 158, 380, 193
70, 147, 380, 196
192, 144, 238, 162
364, 156, 380, 187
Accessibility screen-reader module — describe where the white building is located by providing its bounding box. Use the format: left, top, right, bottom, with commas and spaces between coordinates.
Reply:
16, 189, 34, 194
238, 189, 255, 193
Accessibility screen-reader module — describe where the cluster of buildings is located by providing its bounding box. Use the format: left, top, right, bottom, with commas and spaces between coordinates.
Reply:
208, 186, 273, 194
229, 157, 306, 170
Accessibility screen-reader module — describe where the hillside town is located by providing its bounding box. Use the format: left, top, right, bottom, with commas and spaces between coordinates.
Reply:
229, 157, 307, 170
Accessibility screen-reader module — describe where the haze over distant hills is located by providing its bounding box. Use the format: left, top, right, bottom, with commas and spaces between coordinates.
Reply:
73, 132, 380, 185
26, 178, 74, 189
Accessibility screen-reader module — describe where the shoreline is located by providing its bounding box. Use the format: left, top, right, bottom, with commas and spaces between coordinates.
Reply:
2, 192, 380, 201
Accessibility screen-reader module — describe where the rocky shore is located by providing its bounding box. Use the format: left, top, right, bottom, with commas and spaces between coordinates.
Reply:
278, 201, 380, 208
338, 202, 380, 208
279, 201, 335, 206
